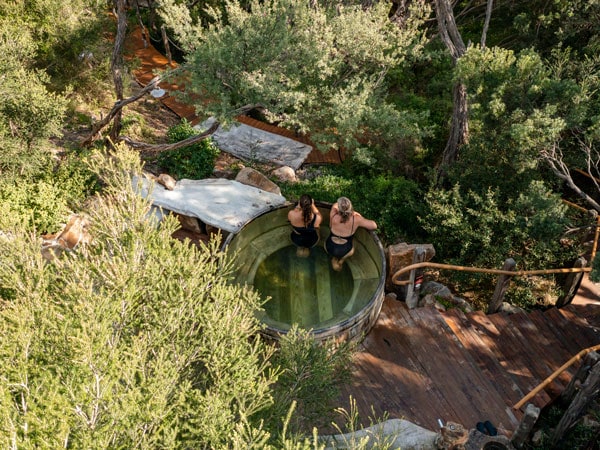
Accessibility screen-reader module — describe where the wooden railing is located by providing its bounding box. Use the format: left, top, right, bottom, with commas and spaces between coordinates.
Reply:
510, 350, 600, 448
391, 258, 591, 312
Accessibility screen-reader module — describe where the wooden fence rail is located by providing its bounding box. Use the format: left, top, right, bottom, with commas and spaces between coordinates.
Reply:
391, 259, 591, 312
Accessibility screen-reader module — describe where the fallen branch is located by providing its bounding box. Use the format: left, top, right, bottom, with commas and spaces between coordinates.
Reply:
118, 119, 220, 152
82, 75, 163, 147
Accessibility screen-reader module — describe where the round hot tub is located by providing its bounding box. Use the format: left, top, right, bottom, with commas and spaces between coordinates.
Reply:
223, 203, 386, 343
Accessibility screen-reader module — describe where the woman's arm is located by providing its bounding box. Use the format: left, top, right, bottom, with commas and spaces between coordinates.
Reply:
357, 214, 377, 231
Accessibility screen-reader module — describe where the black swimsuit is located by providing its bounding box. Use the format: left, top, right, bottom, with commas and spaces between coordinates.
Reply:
325, 216, 354, 258
291, 215, 319, 248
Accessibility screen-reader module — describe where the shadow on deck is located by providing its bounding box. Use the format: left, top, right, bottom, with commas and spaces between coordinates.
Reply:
336, 283, 600, 439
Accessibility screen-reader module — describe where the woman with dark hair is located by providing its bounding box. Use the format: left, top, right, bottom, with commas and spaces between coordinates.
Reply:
325, 196, 377, 271
288, 194, 322, 257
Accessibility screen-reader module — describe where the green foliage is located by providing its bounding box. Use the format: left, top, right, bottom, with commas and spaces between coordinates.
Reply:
262, 327, 354, 436
157, 119, 220, 180
421, 180, 578, 300
0, 151, 98, 234
0, 146, 274, 448
0, 18, 69, 149
178, 0, 430, 155
591, 254, 600, 283
329, 397, 396, 450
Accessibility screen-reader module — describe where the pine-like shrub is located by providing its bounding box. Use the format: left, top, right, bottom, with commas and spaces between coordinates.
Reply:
157, 119, 220, 180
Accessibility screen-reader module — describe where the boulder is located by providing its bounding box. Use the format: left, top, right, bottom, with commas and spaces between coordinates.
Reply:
143, 172, 176, 191
157, 173, 176, 190
176, 213, 204, 234
386, 243, 435, 293
235, 167, 281, 195
41, 214, 91, 260
271, 165, 297, 183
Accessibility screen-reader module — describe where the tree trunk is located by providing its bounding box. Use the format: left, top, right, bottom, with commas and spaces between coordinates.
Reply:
481, 0, 494, 48
434, 0, 469, 177
441, 82, 468, 169
109, 0, 128, 143
551, 359, 600, 447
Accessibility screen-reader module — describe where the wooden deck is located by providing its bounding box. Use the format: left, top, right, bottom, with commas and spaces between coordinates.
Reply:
335, 280, 600, 438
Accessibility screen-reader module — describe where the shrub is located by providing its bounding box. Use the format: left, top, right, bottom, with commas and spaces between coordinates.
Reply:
261, 326, 354, 436
0, 150, 97, 233
157, 119, 220, 179
420, 181, 580, 307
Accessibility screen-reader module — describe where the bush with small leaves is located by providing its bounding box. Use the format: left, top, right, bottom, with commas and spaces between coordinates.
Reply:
158, 119, 220, 180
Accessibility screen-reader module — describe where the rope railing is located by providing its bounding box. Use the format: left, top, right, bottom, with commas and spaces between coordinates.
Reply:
513, 344, 600, 410
391, 261, 592, 286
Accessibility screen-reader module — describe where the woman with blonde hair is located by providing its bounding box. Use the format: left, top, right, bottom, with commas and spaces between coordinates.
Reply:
325, 197, 377, 271
288, 194, 322, 257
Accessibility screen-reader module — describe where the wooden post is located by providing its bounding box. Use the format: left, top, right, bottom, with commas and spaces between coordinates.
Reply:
511, 403, 540, 449
560, 351, 600, 406
556, 257, 587, 307
161, 24, 172, 65
487, 258, 516, 314
551, 359, 600, 447
405, 246, 425, 309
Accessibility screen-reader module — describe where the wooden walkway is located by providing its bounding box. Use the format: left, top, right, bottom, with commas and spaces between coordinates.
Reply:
336, 276, 600, 438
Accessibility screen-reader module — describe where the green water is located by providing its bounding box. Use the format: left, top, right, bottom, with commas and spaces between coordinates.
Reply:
253, 245, 355, 328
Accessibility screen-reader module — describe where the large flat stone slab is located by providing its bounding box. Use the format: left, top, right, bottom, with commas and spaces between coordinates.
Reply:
197, 117, 313, 170
135, 177, 286, 233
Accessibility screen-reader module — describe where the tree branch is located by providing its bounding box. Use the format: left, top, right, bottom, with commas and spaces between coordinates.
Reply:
481, 0, 494, 48
117, 119, 220, 152
541, 143, 600, 212
82, 76, 163, 147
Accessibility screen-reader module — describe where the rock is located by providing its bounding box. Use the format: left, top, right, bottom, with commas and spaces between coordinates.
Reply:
498, 302, 525, 315
271, 165, 297, 183
157, 173, 176, 190
421, 281, 453, 300
143, 172, 176, 191
531, 430, 544, 446
435, 421, 468, 449
385, 292, 398, 302
176, 214, 204, 234
322, 418, 438, 450
235, 167, 281, 195
197, 117, 312, 170
386, 243, 435, 293
41, 214, 91, 260
420, 294, 446, 311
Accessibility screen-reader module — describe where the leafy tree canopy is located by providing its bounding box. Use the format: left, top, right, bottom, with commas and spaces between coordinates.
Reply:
162, 0, 432, 157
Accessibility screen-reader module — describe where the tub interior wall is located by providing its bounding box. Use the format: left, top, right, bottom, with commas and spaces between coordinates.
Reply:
226, 205, 384, 335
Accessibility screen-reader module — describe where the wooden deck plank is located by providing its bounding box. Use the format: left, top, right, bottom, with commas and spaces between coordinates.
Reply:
410, 307, 520, 433
527, 309, 583, 361
466, 311, 550, 409
512, 310, 575, 388
349, 299, 459, 430
504, 312, 568, 397
544, 307, 598, 352
383, 307, 479, 429
442, 308, 524, 413
557, 307, 600, 347
484, 313, 556, 404
334, 297, 600, 439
